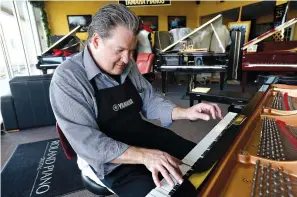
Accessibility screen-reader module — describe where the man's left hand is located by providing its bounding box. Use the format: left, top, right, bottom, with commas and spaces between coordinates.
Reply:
172, 103, 223, 121
186, 103, 223, 121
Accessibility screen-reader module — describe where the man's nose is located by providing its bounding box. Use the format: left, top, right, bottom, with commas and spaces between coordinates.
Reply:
121, 52, 130, 64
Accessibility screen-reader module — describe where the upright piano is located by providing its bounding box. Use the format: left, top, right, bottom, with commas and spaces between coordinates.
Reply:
241, 18, 297, 93
36, 25, 81, 74
155, 14, 229, 94
146, 76, 297, 197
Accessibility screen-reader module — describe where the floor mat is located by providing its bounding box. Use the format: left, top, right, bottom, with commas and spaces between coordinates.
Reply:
1, 138, 84, 197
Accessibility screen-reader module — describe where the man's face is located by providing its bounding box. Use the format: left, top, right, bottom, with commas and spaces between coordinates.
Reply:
91, 26, 137, 75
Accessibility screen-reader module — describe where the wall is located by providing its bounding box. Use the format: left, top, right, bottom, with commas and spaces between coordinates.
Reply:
196, 1, 260, 26
197, 1, 297, 40
256, 9, 297, 40
45, 0, 297, 42
45, 1, 197, 41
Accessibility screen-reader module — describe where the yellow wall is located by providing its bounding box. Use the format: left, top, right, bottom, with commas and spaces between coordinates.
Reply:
45, 0, 297, 42
45, 1, 197, 41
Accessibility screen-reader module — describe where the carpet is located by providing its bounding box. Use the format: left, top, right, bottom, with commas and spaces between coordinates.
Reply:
1, 138, 84, 197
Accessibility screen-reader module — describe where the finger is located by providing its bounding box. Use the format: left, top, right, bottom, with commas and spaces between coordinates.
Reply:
165, 154, 182, 168
158, 165, 174, 187
196, 112, 210, 121
161, 160, 183, 184
198, 103, 215, 119
207, 105, 216, 119
211, 103, 223, 119
152, 169, 161, 187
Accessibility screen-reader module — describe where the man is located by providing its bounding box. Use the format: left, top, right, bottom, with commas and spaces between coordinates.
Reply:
50, 4, 222, 197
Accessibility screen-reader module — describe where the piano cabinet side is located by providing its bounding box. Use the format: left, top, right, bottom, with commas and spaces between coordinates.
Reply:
199, 87, 272, 197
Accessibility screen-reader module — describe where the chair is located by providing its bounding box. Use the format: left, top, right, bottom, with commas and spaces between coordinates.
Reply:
56, 123, 113, 196
136, 53, 155, 83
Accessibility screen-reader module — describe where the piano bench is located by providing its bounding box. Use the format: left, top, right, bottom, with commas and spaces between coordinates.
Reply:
81, 173, 113, 196
189, 91, 251, 107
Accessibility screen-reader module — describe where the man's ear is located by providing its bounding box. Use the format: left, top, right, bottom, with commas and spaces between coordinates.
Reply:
91, 33, 101, 49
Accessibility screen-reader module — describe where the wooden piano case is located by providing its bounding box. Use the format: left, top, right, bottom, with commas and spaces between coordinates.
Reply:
199, 84, 297, 197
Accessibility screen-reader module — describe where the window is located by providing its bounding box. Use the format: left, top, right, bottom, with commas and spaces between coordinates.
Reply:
1, 1, 29, 77
0, 28, 10, 97
0, 0, 45, 121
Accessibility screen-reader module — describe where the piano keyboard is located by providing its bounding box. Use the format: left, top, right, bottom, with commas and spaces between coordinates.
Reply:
246, 64, 297, 68
160, 65, 226, 69
146, 112, 238, 197
39, 63, 60, 68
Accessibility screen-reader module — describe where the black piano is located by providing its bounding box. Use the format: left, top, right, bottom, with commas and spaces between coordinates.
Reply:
36, 25, 81, 74
155, 14, 229, 95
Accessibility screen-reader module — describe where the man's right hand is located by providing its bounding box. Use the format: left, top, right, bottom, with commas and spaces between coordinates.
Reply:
111, 146, 183, 187
141, 149, 183, 187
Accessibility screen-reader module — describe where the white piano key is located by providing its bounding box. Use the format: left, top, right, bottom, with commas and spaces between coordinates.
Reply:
179, 164, 191, 175
155, 187, 171, 196
247, 64, 297, 68
160, 179, 173, 192
160, 65, 226, 69
146, 193, 156, 197
150, 189, 170, 197
182, 112, 237, 166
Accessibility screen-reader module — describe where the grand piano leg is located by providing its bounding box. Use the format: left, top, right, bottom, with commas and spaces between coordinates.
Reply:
220, 72, 225, 90
161, 71, 167, 96
242, 71, 247, 93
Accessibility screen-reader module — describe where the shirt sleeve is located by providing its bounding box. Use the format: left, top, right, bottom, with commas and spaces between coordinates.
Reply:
49, 71, 129, 179
130, 64, 176, 127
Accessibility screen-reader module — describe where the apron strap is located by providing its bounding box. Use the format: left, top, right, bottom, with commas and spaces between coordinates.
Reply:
90, 78, 98, 92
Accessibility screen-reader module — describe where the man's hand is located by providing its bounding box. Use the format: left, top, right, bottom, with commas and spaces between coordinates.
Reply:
186, 103, 223, 121
141, 149, 183, 187
172, 103, 223, 121
111, 147, 183, 187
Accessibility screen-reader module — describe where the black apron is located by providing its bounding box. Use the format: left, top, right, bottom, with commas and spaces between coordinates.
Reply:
90, 76, 195, 159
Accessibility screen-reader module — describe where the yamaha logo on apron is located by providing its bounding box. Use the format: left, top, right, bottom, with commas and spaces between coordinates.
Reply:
113, 99, 134, 111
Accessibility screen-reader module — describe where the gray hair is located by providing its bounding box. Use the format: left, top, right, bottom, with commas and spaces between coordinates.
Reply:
87, 4, 140, 42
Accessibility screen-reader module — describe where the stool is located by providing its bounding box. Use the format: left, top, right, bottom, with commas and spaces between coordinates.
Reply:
56, 123, 113, 196
81, 172, 113, 196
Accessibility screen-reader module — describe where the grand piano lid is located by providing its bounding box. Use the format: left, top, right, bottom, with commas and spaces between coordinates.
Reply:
242, 18, 297, 50
161, 14, 225, 53
41, 25, 81, 55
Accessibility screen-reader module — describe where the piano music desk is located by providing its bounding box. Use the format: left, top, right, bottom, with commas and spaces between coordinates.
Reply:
158, 67, 227, 96
188, 88, 251, 107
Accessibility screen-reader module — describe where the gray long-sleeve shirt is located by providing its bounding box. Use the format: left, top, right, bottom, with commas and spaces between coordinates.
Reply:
49, 47, 176, 179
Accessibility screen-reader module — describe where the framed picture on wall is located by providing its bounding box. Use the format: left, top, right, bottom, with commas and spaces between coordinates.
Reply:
139, 16, 158, 31
168, 16, 186, 30
228, 21, 251, 43
67, 15, 92, 32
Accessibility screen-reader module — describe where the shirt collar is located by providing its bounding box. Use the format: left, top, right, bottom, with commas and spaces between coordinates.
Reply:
83, 46, 133, 81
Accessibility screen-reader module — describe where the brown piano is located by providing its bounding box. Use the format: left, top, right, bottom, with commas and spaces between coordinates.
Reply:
241, 18, 297, 93
198, 83, 297, 197
145, 76, 297, 197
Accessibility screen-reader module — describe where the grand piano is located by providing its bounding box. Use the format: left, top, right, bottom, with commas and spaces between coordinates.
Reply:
146, 76, 297, 197
155, 14, 230, 94
36, 25, 81, 74
241, 18, 297, 93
